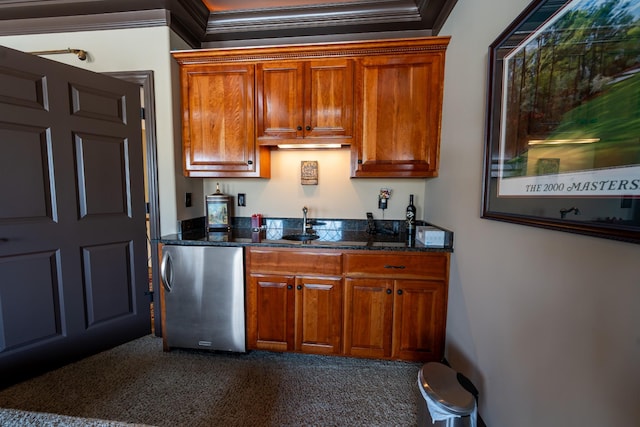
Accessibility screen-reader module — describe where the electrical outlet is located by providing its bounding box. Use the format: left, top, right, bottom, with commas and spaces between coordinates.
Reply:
185, 192, 192, 207
238, 193, 246, 206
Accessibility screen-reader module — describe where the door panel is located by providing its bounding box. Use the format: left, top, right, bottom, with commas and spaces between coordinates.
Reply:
343, 277, 393, 358
0, 124, 54, 221
306, 59, 353, 138
256, 62, 304, 140
0, 45, 149, 387
295, 276, 342, 355
183, 65, 260, 175
248, 273, 295, 351
82, 242, 136, 327
392, 280, 446, 361
0, 251, 61, 352
352, 54, 444, 177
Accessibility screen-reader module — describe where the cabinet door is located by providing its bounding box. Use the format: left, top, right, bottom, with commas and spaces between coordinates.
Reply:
181, 64, 269, 178
256, 59, 354, 144
256, 62, 304, 141
295, 276, 343, 355
392, 279, 446, 361
304, 59, 354, 140
247, 273, 295, 351
352, 53, 445, 177
344, 278, 394, 359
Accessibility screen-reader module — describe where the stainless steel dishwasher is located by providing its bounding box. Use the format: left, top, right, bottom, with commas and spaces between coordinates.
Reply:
160, 245, 245, 352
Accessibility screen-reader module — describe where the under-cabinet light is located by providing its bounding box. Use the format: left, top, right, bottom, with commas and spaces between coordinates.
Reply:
277, 143, 342, 149
528, 138, 600, 146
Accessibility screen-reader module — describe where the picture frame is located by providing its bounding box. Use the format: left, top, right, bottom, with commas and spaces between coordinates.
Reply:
482, 0, 640, 244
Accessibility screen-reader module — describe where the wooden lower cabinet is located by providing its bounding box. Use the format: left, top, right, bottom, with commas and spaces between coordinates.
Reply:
246, 247, 448, 362
343, 252, 448, 362
343, 277, 446, 362
246, 248, 343, 355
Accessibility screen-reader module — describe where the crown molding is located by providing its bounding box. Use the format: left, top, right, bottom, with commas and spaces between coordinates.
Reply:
0, 9, 170, 36
0, 0, 208, 47
203, 0, 454, 42
206, 1, 420, 34
0, 0, 457, 47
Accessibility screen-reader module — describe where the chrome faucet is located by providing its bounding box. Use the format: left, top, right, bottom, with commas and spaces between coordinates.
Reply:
302, 206, 308, 234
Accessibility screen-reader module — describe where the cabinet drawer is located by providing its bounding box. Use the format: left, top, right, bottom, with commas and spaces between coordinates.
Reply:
248, 247, 342, 275
344, 252, 448, 279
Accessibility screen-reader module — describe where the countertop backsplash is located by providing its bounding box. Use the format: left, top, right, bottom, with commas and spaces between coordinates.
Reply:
171, 216, 454, 251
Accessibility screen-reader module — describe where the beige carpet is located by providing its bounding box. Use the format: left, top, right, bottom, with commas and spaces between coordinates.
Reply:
0, 335, 423, 426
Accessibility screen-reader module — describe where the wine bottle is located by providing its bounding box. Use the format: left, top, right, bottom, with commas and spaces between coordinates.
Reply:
406, 194, 416, 233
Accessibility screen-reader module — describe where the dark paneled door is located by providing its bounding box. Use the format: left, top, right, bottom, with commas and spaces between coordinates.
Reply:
0, 46, 150, 386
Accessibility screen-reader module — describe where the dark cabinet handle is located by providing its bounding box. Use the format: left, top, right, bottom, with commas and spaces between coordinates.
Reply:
297, 126, 302, 131
397, 289, 403, 295
305, 126, 311, 131
386, 289, 392, 295
297, 285, 302, 290
384, 265, 406, 269
247, 160, 253, 165
287, 285, 293, 290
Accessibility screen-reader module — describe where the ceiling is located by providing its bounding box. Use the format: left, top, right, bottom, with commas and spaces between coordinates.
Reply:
0, 0, 458, 48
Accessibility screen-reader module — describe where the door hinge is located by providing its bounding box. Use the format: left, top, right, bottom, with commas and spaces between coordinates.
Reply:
144, 290, 154, 302
140, 107, 146, 120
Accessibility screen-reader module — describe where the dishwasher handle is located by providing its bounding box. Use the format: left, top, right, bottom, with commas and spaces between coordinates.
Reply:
160, 250, 173, 292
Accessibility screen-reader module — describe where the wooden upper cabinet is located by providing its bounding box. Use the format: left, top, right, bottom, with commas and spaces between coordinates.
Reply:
177, 63, 270, 178
256, 59, 354, 145
173, 36, 448, 178
351, 51, 447, 178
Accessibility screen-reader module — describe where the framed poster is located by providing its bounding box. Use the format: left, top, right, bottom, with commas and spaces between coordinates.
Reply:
483, 0, 640, 244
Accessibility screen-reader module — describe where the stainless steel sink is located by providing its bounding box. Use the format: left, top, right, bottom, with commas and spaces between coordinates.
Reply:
282, 233, 320, 241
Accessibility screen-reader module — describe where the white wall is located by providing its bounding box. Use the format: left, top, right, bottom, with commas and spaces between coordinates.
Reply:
0, 27, 200, 235
204, 148, 425, 221
431, 0, 640, 425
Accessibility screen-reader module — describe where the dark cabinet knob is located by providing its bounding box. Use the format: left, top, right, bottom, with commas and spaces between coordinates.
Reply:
305, 126, 311, 131
247, 160, 253, 165
297, 126, 302, 131
287, 285, 293, 290
397, 289, 403, 295
297, 285, 302, 290
386, 288, 392, 295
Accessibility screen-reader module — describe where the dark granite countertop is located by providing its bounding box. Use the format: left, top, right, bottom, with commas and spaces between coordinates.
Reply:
159, 217, 453, 252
